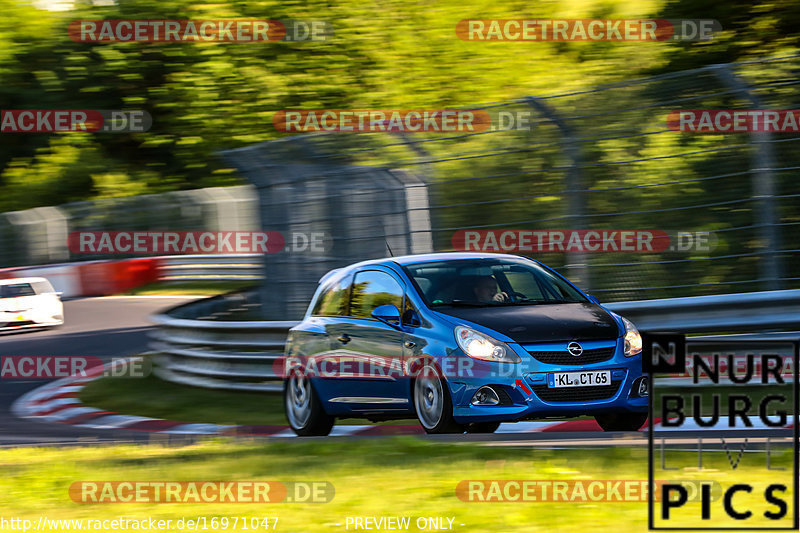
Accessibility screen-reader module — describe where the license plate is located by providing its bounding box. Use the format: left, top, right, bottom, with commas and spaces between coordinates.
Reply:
548, 370, 611, 388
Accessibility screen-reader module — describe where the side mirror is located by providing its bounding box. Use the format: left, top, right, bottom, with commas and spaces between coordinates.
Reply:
371, 304, 401, 328
587, 294, 600, 304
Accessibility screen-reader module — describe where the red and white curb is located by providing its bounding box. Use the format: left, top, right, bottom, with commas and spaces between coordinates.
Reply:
11, 358, 790, 436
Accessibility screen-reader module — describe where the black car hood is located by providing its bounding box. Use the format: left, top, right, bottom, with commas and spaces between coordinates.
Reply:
434, 302, 621, 343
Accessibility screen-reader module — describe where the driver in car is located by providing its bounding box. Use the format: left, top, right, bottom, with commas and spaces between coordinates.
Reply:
473, 276, 509, 303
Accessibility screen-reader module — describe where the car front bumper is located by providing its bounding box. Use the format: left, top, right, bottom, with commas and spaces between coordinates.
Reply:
0, 310, 63, 328
445, 339, 648, 424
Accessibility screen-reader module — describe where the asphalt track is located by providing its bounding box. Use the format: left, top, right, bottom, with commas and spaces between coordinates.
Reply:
0, 297, 792, 447
0, 297, 197, 446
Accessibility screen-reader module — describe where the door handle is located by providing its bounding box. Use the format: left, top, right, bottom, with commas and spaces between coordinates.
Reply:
404, 341, 416, 348
337, 334, 351, 344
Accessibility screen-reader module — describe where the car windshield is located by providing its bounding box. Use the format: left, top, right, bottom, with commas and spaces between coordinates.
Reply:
403, 258, 588, 307
0, 283, 36, 298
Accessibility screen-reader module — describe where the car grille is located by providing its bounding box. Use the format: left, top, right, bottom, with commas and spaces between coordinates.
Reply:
494, 387, 514, 405
531, 380, 622, 403
527, 346, 615, 365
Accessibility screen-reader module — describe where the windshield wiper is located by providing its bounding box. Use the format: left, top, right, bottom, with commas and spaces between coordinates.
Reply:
431, 299, 492, 307
510, 298, 573, 305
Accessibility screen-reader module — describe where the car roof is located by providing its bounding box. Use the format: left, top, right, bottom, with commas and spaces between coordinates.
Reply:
388, 252, 531, 266
0, 277, 50, 285
336, 252, 534, 270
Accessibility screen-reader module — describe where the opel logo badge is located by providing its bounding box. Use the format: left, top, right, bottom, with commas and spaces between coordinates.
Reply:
567, 342, 583, 356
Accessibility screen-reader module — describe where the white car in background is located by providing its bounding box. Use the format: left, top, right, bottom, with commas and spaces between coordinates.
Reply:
0, 278, 64, 331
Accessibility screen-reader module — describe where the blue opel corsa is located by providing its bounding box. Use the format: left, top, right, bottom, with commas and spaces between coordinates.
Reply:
283, 253, 647, 435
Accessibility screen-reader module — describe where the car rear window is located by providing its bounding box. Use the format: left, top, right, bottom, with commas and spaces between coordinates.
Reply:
0, 283, 36, 298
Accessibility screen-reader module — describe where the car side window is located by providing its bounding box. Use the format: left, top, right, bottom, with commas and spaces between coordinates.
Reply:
349, 270, 403, 319
311, 277, 350, 316
32, 281, 55, 294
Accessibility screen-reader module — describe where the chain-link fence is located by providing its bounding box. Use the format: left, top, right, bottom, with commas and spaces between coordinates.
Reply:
0, 185, 259, 267
3, 54, 800, 311
223, 53, 800, 306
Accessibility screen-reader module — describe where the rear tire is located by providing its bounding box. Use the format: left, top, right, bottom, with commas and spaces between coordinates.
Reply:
595, 412, 648, 432
284, 368, 334, 436
413, 362, 464, 434
465, 421, 501, 433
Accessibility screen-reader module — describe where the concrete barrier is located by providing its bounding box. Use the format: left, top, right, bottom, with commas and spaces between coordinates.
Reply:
0, 257, 162, 298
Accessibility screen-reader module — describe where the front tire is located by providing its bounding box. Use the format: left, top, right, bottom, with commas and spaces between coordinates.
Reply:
284, 368, 334, 436
413, 362, 464, 434
595, 412, 648, 432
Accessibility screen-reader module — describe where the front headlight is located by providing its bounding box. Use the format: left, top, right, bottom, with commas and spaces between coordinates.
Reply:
455, 326, 520, 363
622, 317, 643, 357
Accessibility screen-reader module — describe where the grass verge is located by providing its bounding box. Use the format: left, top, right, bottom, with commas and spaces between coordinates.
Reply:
79, 372, 416, 426
121, 281, 255, 296
79, 373, 286, 426
0, 438, 794, 531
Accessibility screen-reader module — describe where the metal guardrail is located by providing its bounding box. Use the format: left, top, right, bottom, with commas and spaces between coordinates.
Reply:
605, 289, 800, 333
150, 289, 800, 392
158, 254, 262, 282
150, 289, 296, 391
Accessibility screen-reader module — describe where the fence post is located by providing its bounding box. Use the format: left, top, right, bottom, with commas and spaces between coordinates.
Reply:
711, 64, 782, 290
390, 131, 439, 251
525, 97, 589, 290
